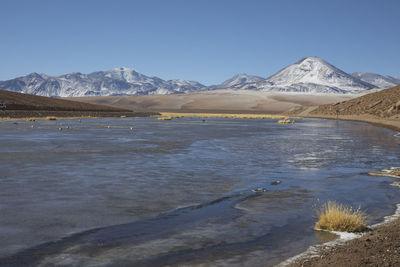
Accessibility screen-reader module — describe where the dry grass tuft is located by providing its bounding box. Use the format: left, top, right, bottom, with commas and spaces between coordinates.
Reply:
159, 112, 302, 120
45, 116, 57, 120
278, 119, 295, 124
315, 201, 367, 232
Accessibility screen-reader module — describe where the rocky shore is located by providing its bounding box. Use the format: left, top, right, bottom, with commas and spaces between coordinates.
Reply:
288, 218, 400, 266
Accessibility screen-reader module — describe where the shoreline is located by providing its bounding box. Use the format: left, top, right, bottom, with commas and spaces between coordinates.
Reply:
306, 113, 400, 133
279, 113, 400, 266
0, 110, 159, 120
279, 204, 400, 266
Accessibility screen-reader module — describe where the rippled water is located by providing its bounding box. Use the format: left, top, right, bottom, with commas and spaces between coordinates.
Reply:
0, 117, 399, 266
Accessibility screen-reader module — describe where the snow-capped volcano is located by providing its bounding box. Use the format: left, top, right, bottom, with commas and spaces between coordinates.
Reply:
0, 67, 206, 97
266, 57, 374, 90
351, 72, 400, 89
239, 57, 377, 94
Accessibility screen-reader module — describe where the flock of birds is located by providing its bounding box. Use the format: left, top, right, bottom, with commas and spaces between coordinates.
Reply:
14, 117, 286, 194
21, 119, 136, 132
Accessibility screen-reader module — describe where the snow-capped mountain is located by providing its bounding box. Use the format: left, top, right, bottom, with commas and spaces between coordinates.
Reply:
211, 73, 264, 89
238, 57, 377, 94
351, 72, 400, 89
0, 67, 205, 97
0, 57, 390, 97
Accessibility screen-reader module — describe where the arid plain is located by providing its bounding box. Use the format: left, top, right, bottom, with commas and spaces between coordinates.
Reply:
64, 89, 357, 114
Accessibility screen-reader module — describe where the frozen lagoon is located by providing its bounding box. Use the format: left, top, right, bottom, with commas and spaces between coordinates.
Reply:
0, 117, 399, 266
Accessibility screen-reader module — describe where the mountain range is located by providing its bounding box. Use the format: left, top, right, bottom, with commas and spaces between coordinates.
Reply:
1, 57, 399, 97
0, 68, 206, 97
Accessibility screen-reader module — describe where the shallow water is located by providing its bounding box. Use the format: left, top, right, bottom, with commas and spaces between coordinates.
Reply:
0, 117, 399, 266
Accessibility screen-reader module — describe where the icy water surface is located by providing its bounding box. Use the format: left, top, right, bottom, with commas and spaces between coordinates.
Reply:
0, 117, 399, 266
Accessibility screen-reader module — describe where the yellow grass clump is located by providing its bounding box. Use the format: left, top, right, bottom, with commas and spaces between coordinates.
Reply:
391, 181, 400, 187
314, 201, 367, 232
369, 167, 400, 178
45, 116, 57, 120
158, 116, 172, 120
158, 112, 301, 120
278, 119, 295, 124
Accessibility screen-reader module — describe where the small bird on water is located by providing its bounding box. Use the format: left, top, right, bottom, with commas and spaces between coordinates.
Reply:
252, 188, 267, 193
271, 180, 281, 185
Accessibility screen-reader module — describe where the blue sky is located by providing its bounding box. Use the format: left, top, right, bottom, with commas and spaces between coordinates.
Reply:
1, 0, 399, 85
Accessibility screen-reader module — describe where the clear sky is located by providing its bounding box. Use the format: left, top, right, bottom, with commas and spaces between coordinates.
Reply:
1, 0, 399, 85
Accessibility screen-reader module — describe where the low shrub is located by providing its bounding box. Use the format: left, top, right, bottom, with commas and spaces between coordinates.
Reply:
315, 201, 367, 232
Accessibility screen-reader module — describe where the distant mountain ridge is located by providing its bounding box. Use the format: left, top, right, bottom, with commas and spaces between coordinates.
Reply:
350, 72, 400, 89
209, 73, 264, 89
0, 57, 398, 97
0, 67, 206, 97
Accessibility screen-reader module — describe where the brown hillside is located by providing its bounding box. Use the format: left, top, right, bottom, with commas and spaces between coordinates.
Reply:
311, 85, 400, 119
0, 90, 130, 112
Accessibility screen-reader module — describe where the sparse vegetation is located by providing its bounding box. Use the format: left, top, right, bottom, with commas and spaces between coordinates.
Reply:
391, 181, 400, 187
311, 85, 400, 119
158, 116, 172, 120
315, 201, 367, 232
159, 112, 302, 120
278, 119, 295, 124
369, 167, 400, 178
